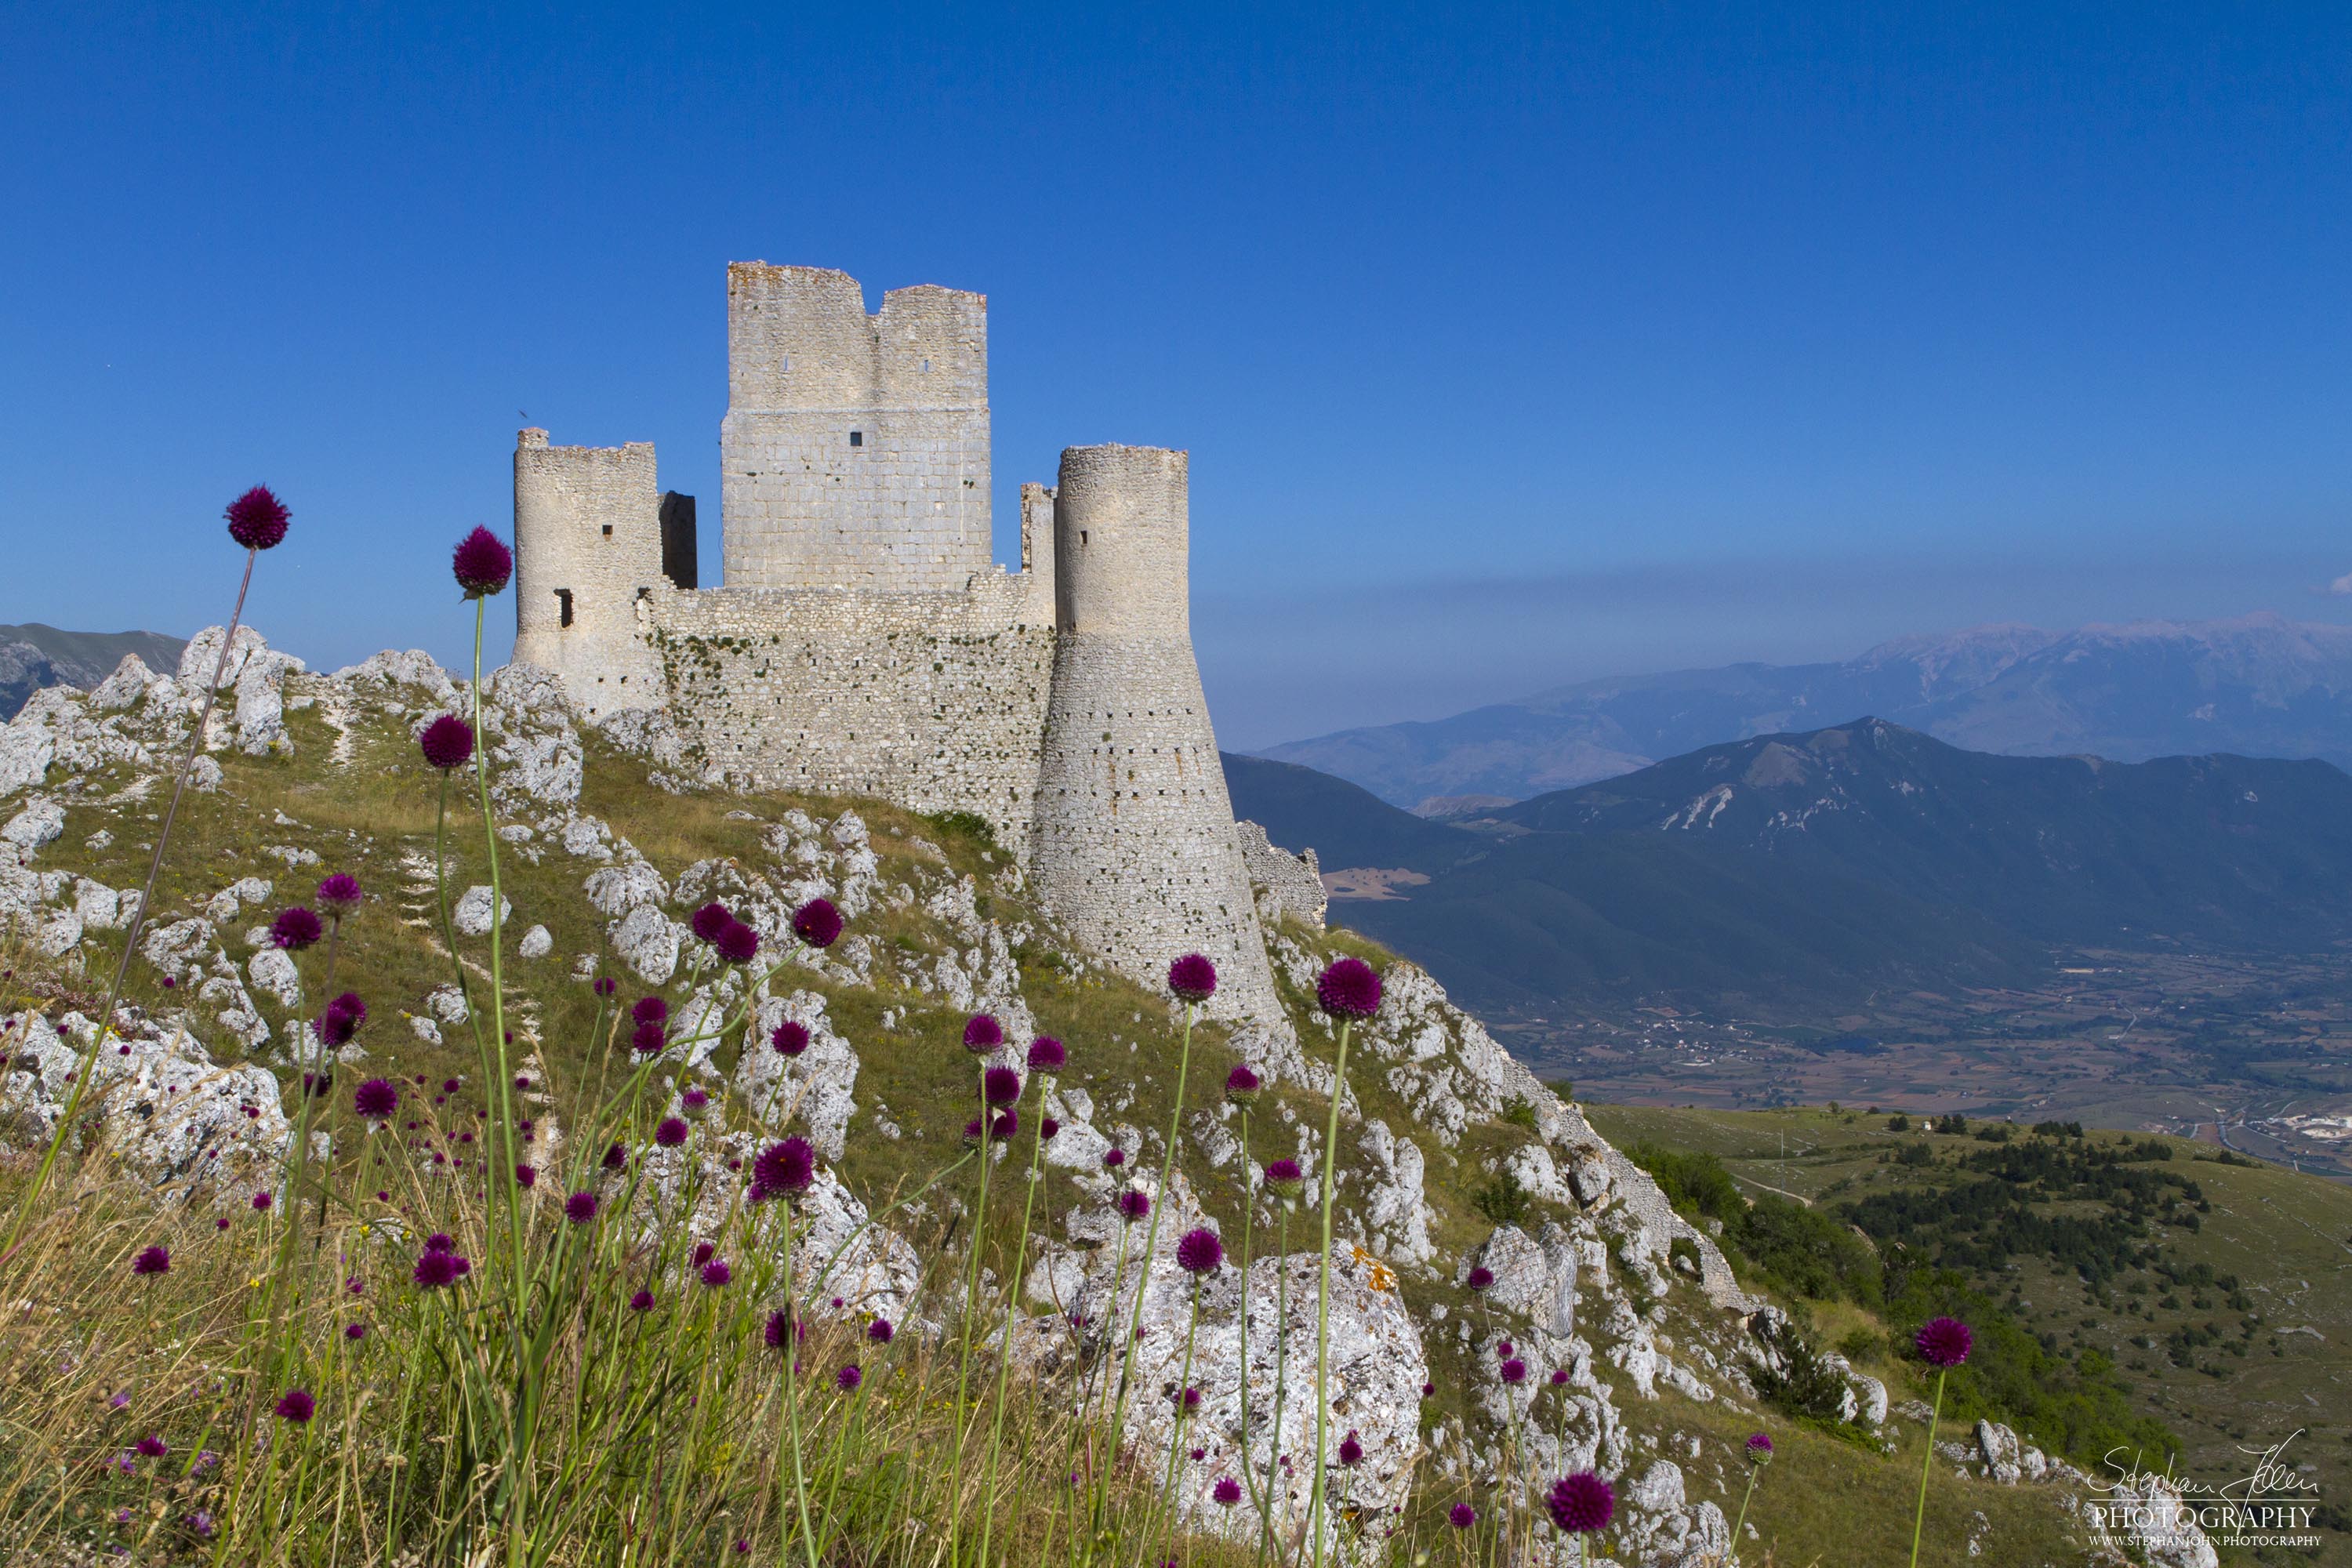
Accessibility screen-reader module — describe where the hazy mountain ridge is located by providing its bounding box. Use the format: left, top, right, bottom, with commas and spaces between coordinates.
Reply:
0, 622, 187, 720
1261, 612, 2352, 809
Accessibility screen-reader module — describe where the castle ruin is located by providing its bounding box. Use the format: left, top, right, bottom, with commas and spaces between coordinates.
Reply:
511, 263, 1283, 1022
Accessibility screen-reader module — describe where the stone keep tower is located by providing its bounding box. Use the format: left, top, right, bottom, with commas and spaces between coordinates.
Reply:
1031, 445, 1280, 1022
511, 430, 668, 718
720, 263, 991, 591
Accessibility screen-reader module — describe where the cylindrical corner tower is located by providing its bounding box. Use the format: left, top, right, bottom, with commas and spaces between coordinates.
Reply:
1031, 445, 1281, 1022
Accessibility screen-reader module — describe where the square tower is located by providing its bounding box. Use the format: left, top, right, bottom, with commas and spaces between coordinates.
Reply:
720, 264, 991, 591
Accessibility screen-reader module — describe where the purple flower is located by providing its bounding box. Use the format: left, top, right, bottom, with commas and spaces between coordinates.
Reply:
764, 1310, 792, 1349
1499, 1358, 1526, 1385
601, 1142, 627, 1171
982, 1065, 1023, 1106
418, 715, 474, 771
771, 1020, 810, 1057
1167, 953, 1218, 1002
963, 1014, 1004, 1052
688, 902, 734, 944
251, 1190, 272, 1212
274, 1388, 314, 1425
1263, 1158, 1304, 1197
1041, 1116, 1061, 1141
1497, 1340, 1514, 1356
225, 485, 290, 550
1177, 1387, 1202, 1414
991, 1109, 1019, 1142
631, 1021, 666, 1055
1102, 1148, 1126, 1170
270, 906, 324, 951
681, 1087, 710, 1116
424, 1232, 455, 1253
1316, 957, 1382, 1018
714, 920, 759, 964
326, 989, 365, 1029
1422, 1381, 1436, 1397
868, 1318, 894, 1343
316, 874, 363, 918
699, 1258, 731, 1287
835, 1364, 862, 1392
1175, 1228, 1224, 1275
413, 1251, 460, 1289
1915, 1316, 1973, 1367
962, 1116, 984, 1147
514, 1163, 536, 1189
629, 1290, 655, 1312
753, 1136, 816, 1198
1745, 1432, 1773, 1464
791, 897, 843, 949
131, 1246, 169, 1277
593, 976, 617, 997
1225, 1064, 1261, 1106
1545, 1472, 1613, 1535
135, 1435, 168, 1458
184, 1509, 216, 1539
632, 996, 669, 1026
565, 1191, 599, 1225
1465, 1265, 1494, 1292
1450, 1502, 1476, 1528
1338, 1431, 1363, 1467
1027, 1036, 1065, 1072
345, 1323, 367, 1341
1551, 1368, 1570, 1387
451, 526, 514, 597
654, 1117, 688, 1148
1213, 1475, 1243, 1506
1116, 1189, 1151, 1224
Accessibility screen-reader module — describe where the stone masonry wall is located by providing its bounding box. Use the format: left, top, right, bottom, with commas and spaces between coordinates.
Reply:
641, 572, 1054, 856
1031, 445, 1282, 1024
720, 265, 991, 593
1236, 820, 1327, 929
513, 430, 669, 718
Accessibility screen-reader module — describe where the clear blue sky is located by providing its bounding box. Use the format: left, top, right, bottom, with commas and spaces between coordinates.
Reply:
3, 4, 2347, 749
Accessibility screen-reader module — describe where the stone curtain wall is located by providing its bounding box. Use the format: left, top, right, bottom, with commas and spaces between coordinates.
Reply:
720, 265, 992, 593
1235, 820, 1327, 929
513, 431, 668, 718
644, 573, 1054, 856
1032, 445, 1282, 1023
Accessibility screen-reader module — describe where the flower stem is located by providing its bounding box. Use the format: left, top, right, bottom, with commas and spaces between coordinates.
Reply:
978, 1072, 1051, 1568
1910, 1366, 1947, 1568
778, 1207, 819, 1568
946, 1082, 996, 1562
1308, 1017, 1355, 1568
1258, 1204, 1290, 1565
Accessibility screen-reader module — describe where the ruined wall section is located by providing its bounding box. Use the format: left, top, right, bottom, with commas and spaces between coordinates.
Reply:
513, 430, 668, 718
643, 574, 1053, 855
720, 265, 991, 593
1031, 445, 1281, 1023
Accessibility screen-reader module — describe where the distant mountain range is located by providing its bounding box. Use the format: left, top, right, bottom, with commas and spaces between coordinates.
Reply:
0, 623, 186, 720
1258, 613, 2352, 811
1224, 720, 2352, 1014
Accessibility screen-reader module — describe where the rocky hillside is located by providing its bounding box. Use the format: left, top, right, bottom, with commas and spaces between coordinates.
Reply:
0, 633, 2210, 1566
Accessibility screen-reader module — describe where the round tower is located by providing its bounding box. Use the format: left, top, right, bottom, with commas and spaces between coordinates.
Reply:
1031, 445, 1281, 1022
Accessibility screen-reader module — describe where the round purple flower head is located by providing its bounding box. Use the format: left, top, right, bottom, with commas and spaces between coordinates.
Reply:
131, 1246, 169, 1277
1041, 1116, 1061, 1141
1744, 1432, 1773, 1465
771, 1020, 810, 1057
1263, 1157, 1305, 1198
699, 1258, 731, 1287
1225, 1064, 1261, 1107
688, 902, 734, 944
1116, 1189, 1151, 1224
418, 715, 474, 771
270, 906, 324, 951
1545, 1472, 1613, 1535
1465, 1265, 1495, 1292
514, 1163, 536, 1189
1450, 1502, 1477, 1529
135, 1434, 167, 1458
654, 1117, 688, 1147
961, 1116, 984, 1147
1338, 1431, 1363, 1467
754, 1136, 816, 1198
274, 1388, 314, 1425
251, 1189, 273, 1212
593, 976, 616, 997
1551, 1367, 1570, 1387
835, 1364, 862, 1392
631, 996, 668, 1026
629, 1290, 655, 1312
1027, 1036, 1065, 1072
451, 526, 514, 597
226, 485, 290, 550
316, 874, 362, 919
991, 1109, 1019, 1142
1175, 1228, 1224, 1275
631, 1021, 666, 1055
1316, 957, 1383, 1018
963, 1014, 1004, 1053
1915, 1316, 1973, 1367
412, 1250, 459, 1289
715, 920, 759, 964
601, 1142, 627, 1171
681, 1087, 710, 1116
315, 1007, 360, 1050
346, 1323, 367, 1341
791, 897, 843, 949
424, 1232, 455, 1253
564, 1191, 599, 1225
1167, 953, 1218, 1003
1499, 1358, 1526, 1385
764, 1310, 792, 1349
1102, 1148, 1126, 1170
982, 1065, 1023, 1106
1213, 1475, 1243, 1506
326, 990, 365, 1029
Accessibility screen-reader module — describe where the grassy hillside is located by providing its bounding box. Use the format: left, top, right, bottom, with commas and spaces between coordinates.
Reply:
1585, 1102, 2352, 1565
